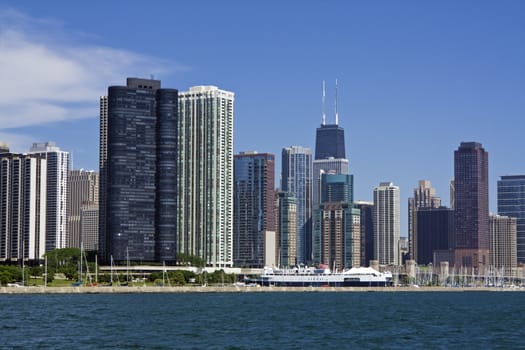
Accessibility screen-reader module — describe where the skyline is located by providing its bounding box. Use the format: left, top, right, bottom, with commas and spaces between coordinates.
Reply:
0, 1, 524, 236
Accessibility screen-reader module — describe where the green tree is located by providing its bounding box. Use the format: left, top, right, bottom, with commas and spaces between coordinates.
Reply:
169, 271, 186, 285
44, 268, 55, 283
29, 266, 43, 278
0, 270, 14, 284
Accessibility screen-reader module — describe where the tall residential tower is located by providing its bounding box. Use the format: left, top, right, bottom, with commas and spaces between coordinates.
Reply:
373, 182, 400, 265
497, 175, 525, 263
67, 169, 98, 249
28, 142, 70, 252
0, 145, 47, 261
233, 152, 275, 267
281, 146, 312, 264
177, 86, 234, 267
99, 78, 177, 263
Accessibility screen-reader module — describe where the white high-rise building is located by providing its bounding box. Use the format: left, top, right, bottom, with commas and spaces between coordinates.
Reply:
177, 86, 234, 267
373, 182, 400, 265
0, 144, 48, 261
489, 214, 517, 271
28, 142, 70, 251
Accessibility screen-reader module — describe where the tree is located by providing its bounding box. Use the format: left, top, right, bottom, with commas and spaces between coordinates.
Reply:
176, 253, 206, 267
44, 248, 81, 273
169, 271, 186, 285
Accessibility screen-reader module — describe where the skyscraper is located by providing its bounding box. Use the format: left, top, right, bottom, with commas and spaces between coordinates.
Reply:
313, 81, 349, 215
0, 145, 47, 261
80, 204, 99, 252
276, 192, 297, 267
489, 214, 517, 271
355, 201, 374, 267
313, 174, 360, 269
28, 142, 70, 252
99, 77, 178, 263
314, 80, 345, 160
281, 146, 312, 264
408, 180, 441, 263
497, 175, 525, 263
373, 182, 400, 265
454, 142, 489, 270
416, 207, 454, 265
99, 95, 108, 259
315, 124, 346, 160
233, 152, 275, 267
177, 86, 234, 267
67, 169, 98, 249
312, 158, 349, 215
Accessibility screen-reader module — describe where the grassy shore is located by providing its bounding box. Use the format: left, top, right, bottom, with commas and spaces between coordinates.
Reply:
1, 285, 523, 294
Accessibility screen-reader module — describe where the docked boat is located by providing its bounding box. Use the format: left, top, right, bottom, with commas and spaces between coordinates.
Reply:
253, 266, 392, 287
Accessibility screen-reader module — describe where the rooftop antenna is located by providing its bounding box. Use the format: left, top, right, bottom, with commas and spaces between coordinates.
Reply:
322, 80, 326, 126
335, 78, 339, 125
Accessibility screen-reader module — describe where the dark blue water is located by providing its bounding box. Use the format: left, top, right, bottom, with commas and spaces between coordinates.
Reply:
1, 292, 524, 349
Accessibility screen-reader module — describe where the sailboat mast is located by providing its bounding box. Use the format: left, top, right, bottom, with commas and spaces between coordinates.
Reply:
44, 255, 47, 288
80, 242, 83, 285
126, 247, 130, 283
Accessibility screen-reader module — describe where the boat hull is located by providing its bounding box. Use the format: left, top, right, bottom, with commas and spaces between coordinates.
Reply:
257, 279, 391, 287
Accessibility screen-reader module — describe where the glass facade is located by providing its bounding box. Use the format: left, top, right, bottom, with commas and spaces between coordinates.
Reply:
233, 152, 275, 267
102, 78, 178, 263
320, 174, 354, 203
314, 124, 345, 160
281, 146, 312, 264
416, 208, 454, 265
498, 175, 525, 263
277, 192, 297, 267
312, 158, 349, 215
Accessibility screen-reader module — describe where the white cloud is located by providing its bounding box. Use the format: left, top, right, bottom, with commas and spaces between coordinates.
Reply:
0, 8, 185, 129
0, 131, 36, 153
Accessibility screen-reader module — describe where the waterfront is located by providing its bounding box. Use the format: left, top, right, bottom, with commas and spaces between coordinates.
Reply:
1, 291, 524, 349
1, 285, 525, 294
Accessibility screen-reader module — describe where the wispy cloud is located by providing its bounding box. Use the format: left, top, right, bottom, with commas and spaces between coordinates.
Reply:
0, 8, 185, 129
0, 131, 37, 153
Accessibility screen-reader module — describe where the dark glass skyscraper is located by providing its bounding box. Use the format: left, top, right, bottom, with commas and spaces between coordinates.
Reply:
314, 124, 345, 160
99, 78, 177, 263
416, 207, 454, 265
498, 175, 525, 263
355, 201, 374, 267
454, 142, 489, 270
233, 152, 275, 267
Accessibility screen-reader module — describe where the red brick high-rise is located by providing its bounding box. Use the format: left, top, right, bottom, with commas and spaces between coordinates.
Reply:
454, 142, 489, 271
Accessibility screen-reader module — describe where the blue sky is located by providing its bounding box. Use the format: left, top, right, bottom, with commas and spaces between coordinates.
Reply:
0, 1, 524, 235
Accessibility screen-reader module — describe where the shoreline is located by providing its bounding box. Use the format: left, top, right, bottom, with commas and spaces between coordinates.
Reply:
1, 285, 523, 294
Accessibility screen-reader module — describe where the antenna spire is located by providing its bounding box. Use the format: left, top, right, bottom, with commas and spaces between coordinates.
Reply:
335, 78, 339, 125
322, 80, 326, 125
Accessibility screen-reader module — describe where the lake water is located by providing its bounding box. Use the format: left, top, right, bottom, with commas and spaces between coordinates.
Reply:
1, 292, 524, 349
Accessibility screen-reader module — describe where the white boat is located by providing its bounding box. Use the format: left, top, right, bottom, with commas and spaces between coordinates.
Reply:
253, 266, 392, 287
